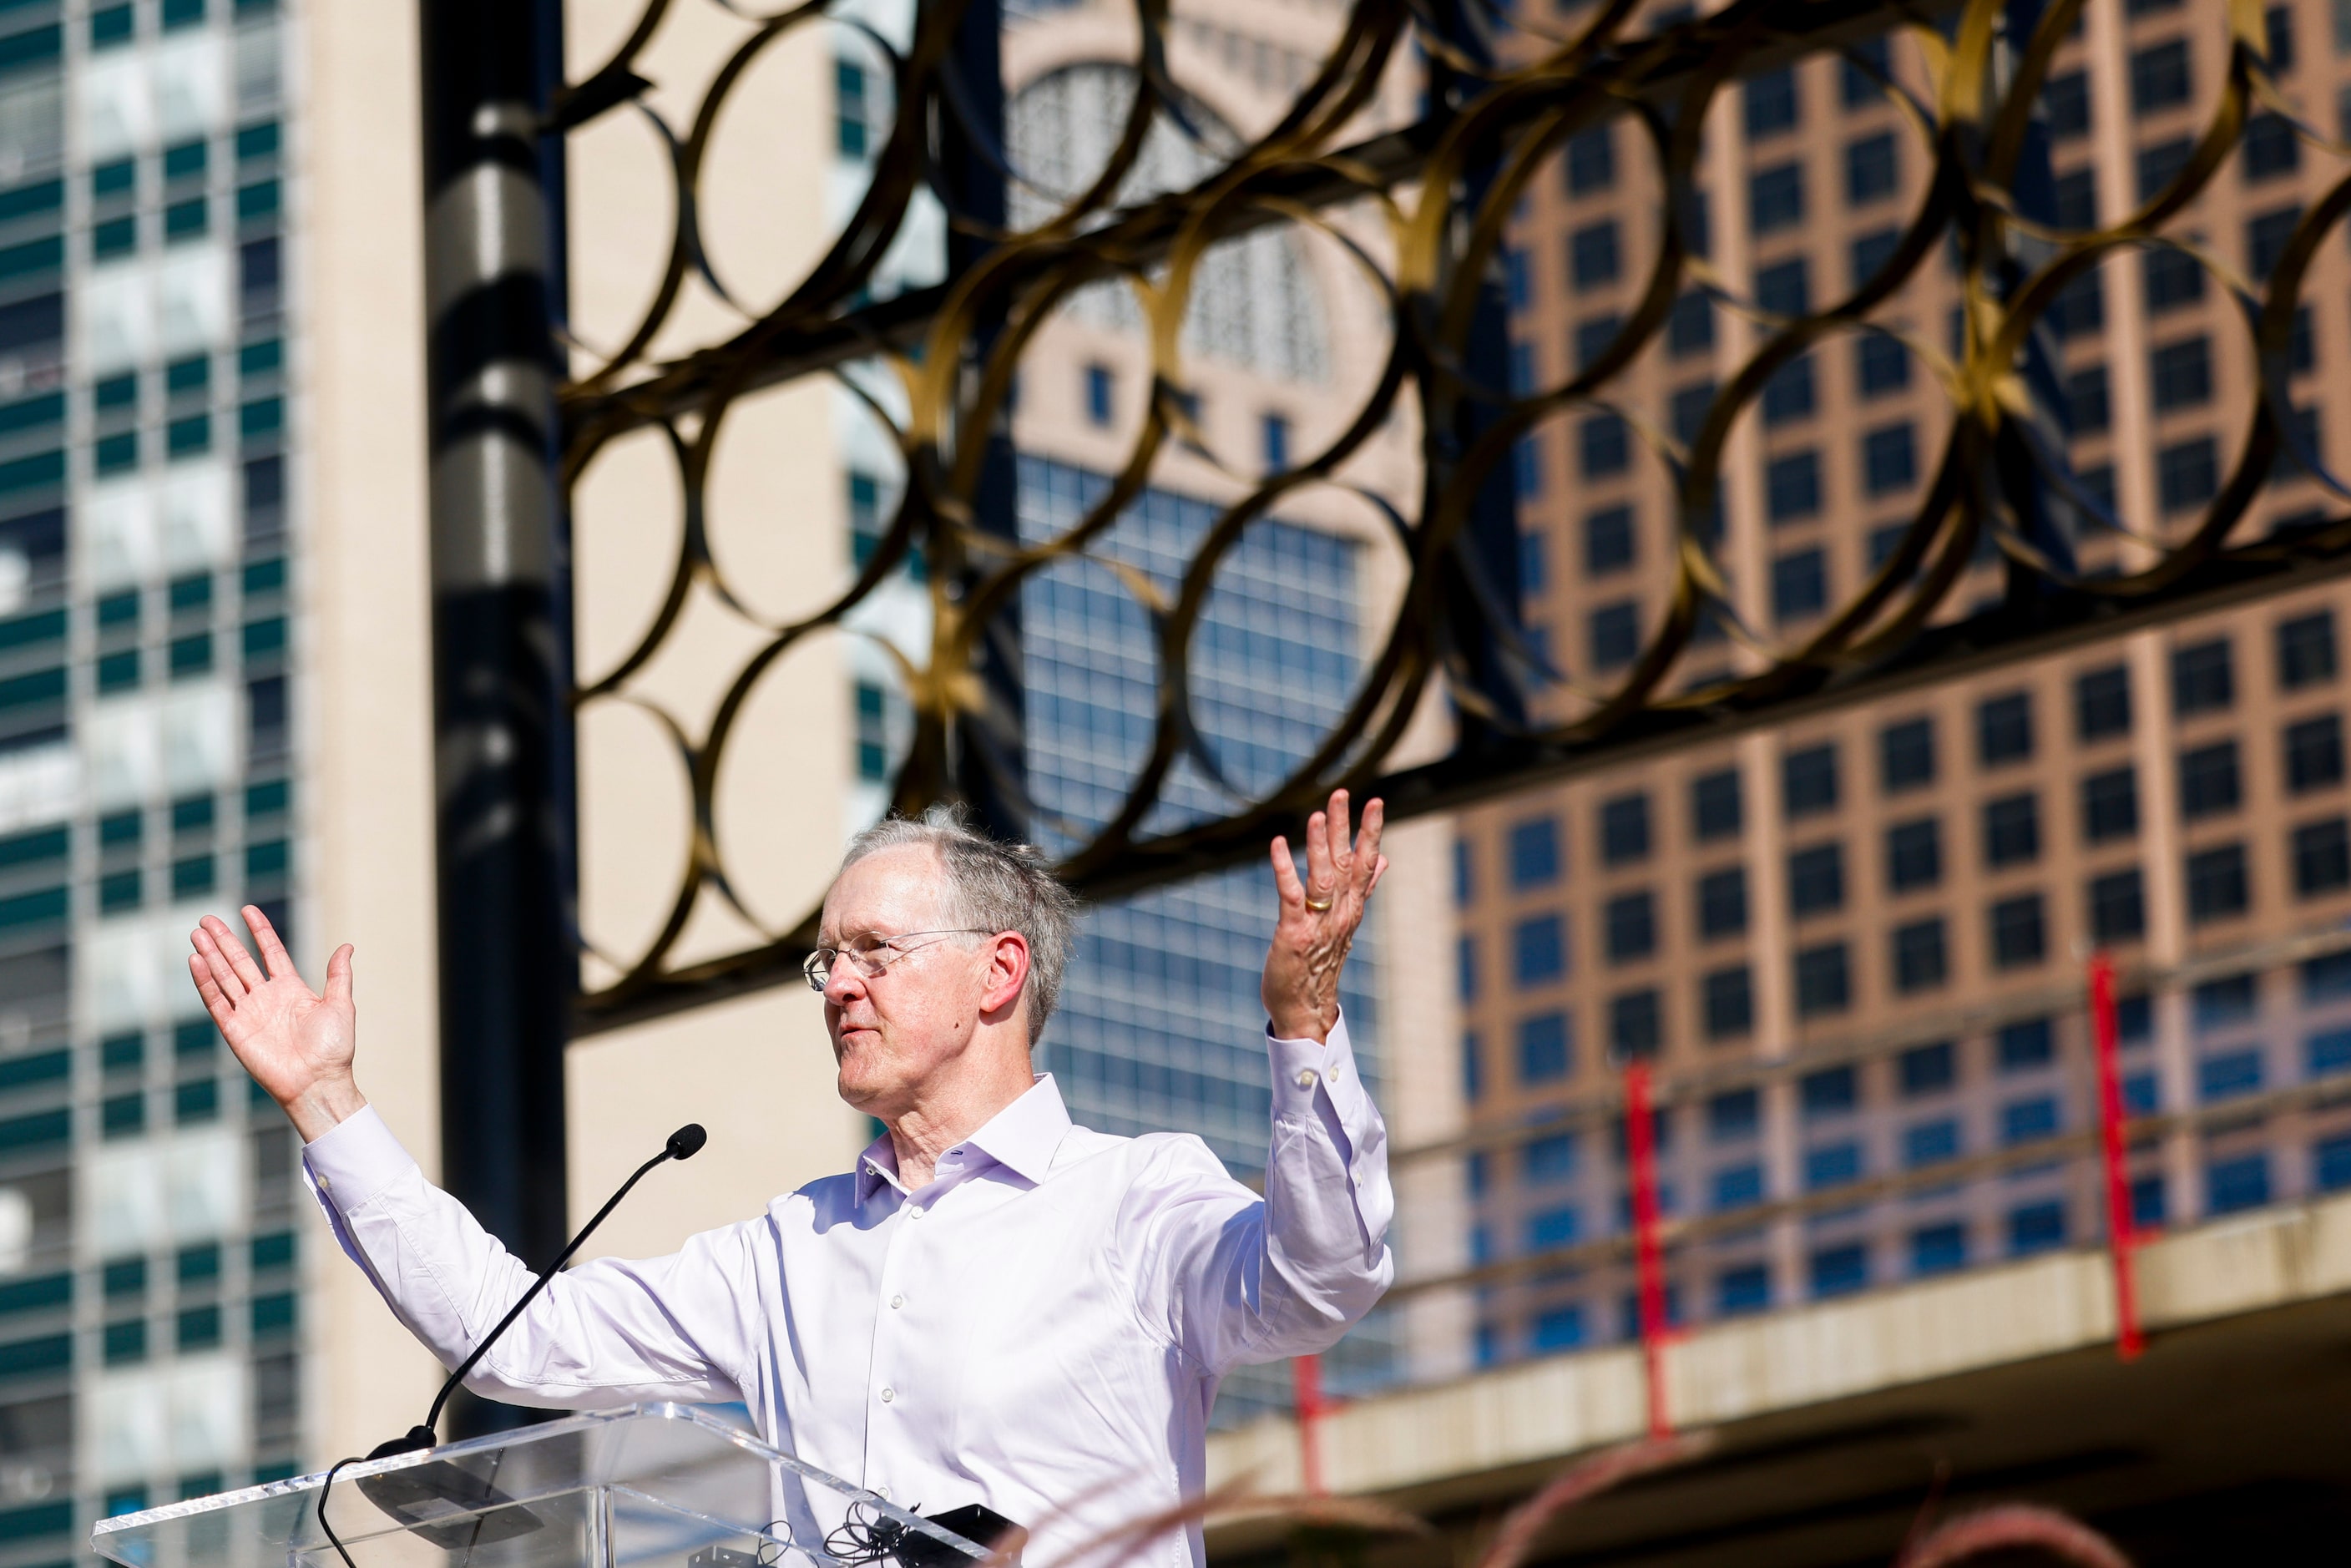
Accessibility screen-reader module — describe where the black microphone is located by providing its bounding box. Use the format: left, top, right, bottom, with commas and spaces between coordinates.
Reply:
315, 1125, 710, 1566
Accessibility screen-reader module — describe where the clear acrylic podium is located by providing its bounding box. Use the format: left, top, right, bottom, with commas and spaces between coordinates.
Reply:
92, 1404, 992, 1568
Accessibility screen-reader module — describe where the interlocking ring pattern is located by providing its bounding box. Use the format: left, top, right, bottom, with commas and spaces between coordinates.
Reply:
560, 0, 2343, 1028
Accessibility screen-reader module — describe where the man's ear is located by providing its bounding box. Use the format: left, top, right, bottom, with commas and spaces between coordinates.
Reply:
979, 931, 1031, 1017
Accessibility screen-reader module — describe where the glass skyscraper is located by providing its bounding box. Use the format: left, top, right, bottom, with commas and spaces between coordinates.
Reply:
0, 0, 299, 1553
1017, 456, 1392, 1423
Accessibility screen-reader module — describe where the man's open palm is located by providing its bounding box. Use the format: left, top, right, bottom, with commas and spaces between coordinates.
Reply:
189, 908, 363, 1139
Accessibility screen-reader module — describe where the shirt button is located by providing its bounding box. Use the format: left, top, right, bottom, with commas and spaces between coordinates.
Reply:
875, 1486, 891, 1501
890, 1294, 905, 1310
880, 1387, 895, 1404
1295, 1068, 1318, 1089
907, 1205, 923, 1218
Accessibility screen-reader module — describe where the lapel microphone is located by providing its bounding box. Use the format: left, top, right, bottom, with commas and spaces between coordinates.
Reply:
315, 1125, 710, 1565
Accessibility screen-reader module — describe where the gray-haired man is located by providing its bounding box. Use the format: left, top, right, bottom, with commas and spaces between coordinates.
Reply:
189, 790, 1394, 1568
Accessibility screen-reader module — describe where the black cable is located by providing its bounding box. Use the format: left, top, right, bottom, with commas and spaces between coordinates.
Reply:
827, 1500, 918, 1565
316, 1454, 365, 1568
309, 1125, 708, 1560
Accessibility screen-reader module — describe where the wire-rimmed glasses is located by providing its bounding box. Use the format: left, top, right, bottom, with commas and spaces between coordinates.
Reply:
803, 929, 996, 991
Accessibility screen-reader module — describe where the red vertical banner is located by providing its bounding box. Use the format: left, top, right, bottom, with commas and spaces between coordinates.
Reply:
1624, 1061, 1672, 1437
1291, 1353, 1325, 1495
2089, 953, 2145, 1362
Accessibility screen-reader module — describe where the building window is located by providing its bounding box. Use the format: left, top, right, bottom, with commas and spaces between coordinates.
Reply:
2178, 741, 2242, 818
2052, 168, 2097, 230
2247, 205, 2302, 276
1083, 363, 1113, 426
2187, 843, 2251, 922
1565, 124, 1615, 193
2078, 667, 2134, 742
1667, 291, 1714, 356
1570, 221, 1621, 290
2172, 639, 2235, 715
1748, 163, 1805, 235
2009, 1201, 2067, 1256
1610, 989, 1661, 1060
1787, 843, 1845, 918
1855, 332, 1909, 397
1604, 892, 1656, 964
2089, 869, 2146, 943
2129, 38, 2191, 114
2278, 611, 2337, 690
1514, 914, 1568, 985
1772, 548, 1827, 623
1878, 717, 1935, 792
1508, 817, 1561, 888
2293, 817, 2351, 896
834, 58, 870, 157
2194, 974, 2257, 1030
2141, 245, 2202, 312
1845, 132, 1898, 204
1702, 964, 1754, 1039
2243, 112, 2300, 181
1901, 1041, 1955, 1096
2288, 716, 2344, 793
1531, 1305, 1585, 1351
2200, 1050, 2264, 1103
1745, 66, 1798, 134
1794, 942, 1851, 1015
2065, 365, 2111, 435
1712, 1164, 1764, 1211
2081, 766, 2138, 844
2149, 336, 2212, 412
2156, 437, 2218, 514
1692, 769, 1742, 840
1976, 691, 2034, 766
1517, 1012, 1572, 1083
2318, 1134, 2351, 1192
1997, 1017, 2053, 1073
1584, 504, 1635, 575
1990, 893, 2046, 968
2207, 1152, 2272, 1216
1696, 867, 1747, 939
1757, 257, 1810, 316
1904, 1117, 1962, 1167
1580, 412, 1629, 477
1524, 1131, 1578, 1184
1911, 1223, 1968, 1276
1761, 355, 1815, 426
1717, 1264, 1772, 1316
1810, 1244, 1868, 1298
1893, 918, 1948, 992
1886, 817, 1942, 891
1800, 1065, 1857, 1119
2002, 1095, 2060, 1146
1983, 793, 2040, 867
1783, 744, 1838, 818
1457, 936, 1478, 1003
1595, 794, 1652, 867
1259, 412, 1290, 473
1708, 1088, 1760, 1141
1590, 602, 1641, 670
1766, 449, 1821, 523
1862, 422, 1916, 494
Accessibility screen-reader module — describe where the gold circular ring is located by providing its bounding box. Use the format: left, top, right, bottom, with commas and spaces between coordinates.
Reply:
1303, 895, 1334, 913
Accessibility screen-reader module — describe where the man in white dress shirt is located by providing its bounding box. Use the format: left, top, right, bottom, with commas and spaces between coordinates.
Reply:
186, 789, 1394, 1568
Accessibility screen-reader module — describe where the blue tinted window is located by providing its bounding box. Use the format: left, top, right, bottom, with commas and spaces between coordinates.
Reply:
1523, 1131, 1578, 1183
1706, 1087, 1759, 1141
2008, 1201, 2067, 1255
2207, 1152, 2272, 1215
1904, 1118, 1960, 1166
2131, 1176, 2166, 1227
2199, 1050, 2264, 1102
1801, 1065, 1857, 1116
2309, 1028, 2351, 1078
1717, 1264, 1771, 1315
1804, 1142, 1862, 1190
2123, 1073, 2159, 1114
1531, 1304, 1585, 1350
1998, 1018, 2054, 1071
1517, 1011, 1571, 1082
1460, 1030, 1482, 1103
1526, 1206, 1580, 1249
1810, 1244, 1868, 1297
2302, 951, 2351, 1002
1508, 817, 1560, 888
1456, 936, 1478, 1002
1712, 1164, 1763, 1210
1911, 1223, 1967, 1275
1514, 916, 1567, 987
2002, 1096, 2060, 1144
2317, 1133, 2351, 1191
2193, 973, 2257, 1029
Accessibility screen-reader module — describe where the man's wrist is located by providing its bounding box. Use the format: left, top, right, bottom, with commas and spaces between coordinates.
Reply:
284, 1079, 367, 1143
1267, 1007, 1334, 1044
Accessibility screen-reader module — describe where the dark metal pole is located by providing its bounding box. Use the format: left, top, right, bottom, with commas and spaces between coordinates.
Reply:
936, 0, 1027, 842
418, 0, 573, 1437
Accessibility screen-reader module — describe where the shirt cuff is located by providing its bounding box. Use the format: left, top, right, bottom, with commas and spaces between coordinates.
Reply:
1267, 1009, 1367, 1122
302, 1104, 420, 1212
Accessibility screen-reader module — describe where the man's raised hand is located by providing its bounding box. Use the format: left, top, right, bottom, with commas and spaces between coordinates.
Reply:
1262, 789, 1388, 1044
188, 907, 365, 1141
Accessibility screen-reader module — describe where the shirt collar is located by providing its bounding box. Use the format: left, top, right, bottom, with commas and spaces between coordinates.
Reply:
854, 1074, 1073, 1206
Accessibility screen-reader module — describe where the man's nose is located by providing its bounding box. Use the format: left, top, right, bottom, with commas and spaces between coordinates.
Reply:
825, 962, 866, 1009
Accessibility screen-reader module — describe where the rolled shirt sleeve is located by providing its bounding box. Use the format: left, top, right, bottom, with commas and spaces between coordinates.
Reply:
303, 1106, 752, 1409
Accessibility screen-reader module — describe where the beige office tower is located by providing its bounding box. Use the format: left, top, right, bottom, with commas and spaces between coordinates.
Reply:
1452, 0, 2351, 1366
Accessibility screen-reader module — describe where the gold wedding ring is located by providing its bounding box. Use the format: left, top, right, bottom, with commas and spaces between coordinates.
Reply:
1303, 894, 1334, 912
